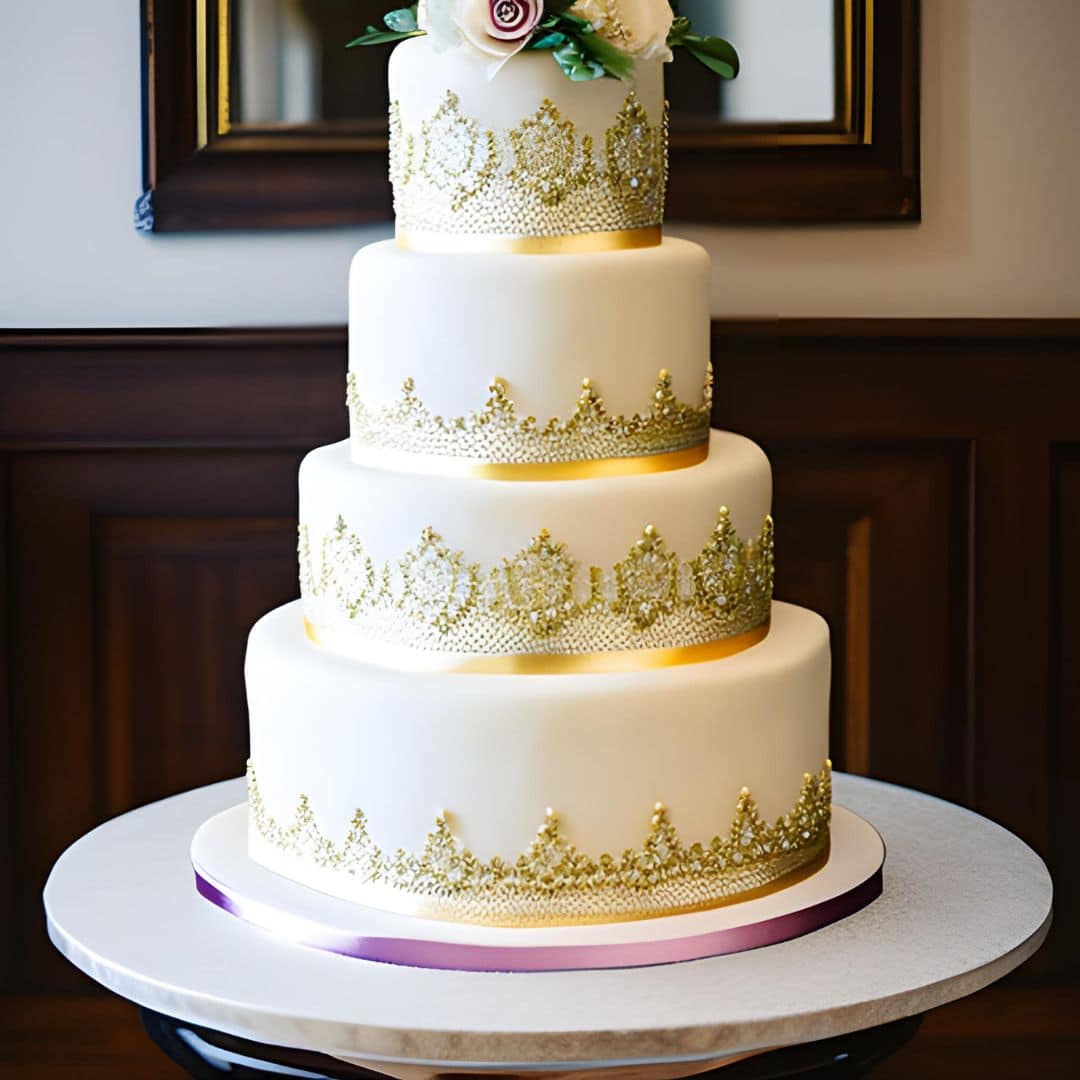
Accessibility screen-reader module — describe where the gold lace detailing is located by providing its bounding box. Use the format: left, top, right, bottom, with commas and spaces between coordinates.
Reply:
387, 101, 413, 188
347, 367, 711, 465
571, 2, 632, 47
247, 761, 831, 926
299, 510, 774, 657
606, 93, 666, 212
508, 99, 595, 207
418, 92, 499, 212
391, 92, 667, 239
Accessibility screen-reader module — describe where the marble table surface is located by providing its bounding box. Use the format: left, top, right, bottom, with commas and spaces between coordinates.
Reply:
44, 773, 1052, 1076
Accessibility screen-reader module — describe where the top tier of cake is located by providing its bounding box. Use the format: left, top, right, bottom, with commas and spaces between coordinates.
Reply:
389, 36, 667, 248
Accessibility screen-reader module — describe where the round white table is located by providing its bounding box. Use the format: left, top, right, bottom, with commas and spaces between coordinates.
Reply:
44, 773, 1052, 1078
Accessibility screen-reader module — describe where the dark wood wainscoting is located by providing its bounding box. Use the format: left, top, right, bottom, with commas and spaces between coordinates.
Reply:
1, 321, 1077, 1062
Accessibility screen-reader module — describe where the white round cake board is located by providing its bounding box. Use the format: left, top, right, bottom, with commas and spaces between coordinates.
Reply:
190, 802, 883, 971
44, 773, 1052, 1077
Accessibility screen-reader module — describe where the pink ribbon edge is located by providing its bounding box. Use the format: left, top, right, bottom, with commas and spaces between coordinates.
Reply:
193, 863, 884, 973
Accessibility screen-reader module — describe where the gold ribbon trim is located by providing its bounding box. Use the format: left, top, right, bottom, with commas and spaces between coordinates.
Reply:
304, 618, 770, 674
350, 441, 709, 481
396, 226, 663, 256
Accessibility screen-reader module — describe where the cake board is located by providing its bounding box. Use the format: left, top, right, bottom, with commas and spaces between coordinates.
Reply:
191, 801, 883, 973
44, 772, 1052, 1079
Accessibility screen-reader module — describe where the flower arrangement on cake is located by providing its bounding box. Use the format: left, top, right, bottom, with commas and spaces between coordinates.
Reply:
349, 1, 739, 81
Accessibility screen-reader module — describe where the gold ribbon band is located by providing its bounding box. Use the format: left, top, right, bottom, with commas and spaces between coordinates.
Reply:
304, 619, 770, 675
350, 441, 709, 481
395, 226, 663, 256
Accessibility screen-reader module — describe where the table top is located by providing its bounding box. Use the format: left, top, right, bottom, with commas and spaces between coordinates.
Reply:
44, 773, 1052, 1074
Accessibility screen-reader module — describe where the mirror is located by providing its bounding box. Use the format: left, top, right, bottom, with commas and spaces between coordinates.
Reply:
140, 1, 916, 230
672, 0, 842, 128
230, 0, 388, 131
226, 0, 859, 139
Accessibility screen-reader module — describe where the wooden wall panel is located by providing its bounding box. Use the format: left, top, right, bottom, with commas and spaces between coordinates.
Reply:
1050, 445, 1080, 982
1, 321, 1077, 1003
714, 319, 1080, 982
98, 514, 296, 814
768, 441, 970, 797
9, 452, 302, 990
0, 459, 12, 987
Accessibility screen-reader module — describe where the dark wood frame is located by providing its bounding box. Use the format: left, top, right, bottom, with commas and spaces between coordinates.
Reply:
139, 0, 919, 231
670, 0, 920, 221
139, 0, 392, 231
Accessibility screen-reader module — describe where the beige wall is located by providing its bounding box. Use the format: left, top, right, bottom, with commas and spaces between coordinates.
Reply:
682, 0, 1080, 317
1, 0, 1077, 327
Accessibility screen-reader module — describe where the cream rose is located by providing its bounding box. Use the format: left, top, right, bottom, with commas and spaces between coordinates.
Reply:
416, 1, 460, 50
419, 1, 544, 60
570, 0, 674, 62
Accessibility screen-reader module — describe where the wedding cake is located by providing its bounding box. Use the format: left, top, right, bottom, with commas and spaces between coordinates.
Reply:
243, 4, 831, 928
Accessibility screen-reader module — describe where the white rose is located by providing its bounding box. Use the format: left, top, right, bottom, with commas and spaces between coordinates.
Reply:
571, 0, 674, 62
416, 0, 461, 50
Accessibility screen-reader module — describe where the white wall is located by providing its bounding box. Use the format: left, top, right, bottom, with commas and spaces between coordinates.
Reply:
0, 0, 380, 328
1, 0, 1077, 327
687, 0, 1080, 318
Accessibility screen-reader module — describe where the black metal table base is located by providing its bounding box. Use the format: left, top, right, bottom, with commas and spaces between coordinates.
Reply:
140, 1008, 922, 1079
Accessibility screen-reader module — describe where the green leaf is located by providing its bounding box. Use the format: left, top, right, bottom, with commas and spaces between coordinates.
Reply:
667, 16, 691, 46
681, 34, 739, 78
551, 39, 606, 81
552, 11, 597, 34
545, 0, 578, 13
346, 28, 424, 48
383, 7, 418, 33
575, 27, 635, 80
526, 29, 569, 51
685, 43, 737, 79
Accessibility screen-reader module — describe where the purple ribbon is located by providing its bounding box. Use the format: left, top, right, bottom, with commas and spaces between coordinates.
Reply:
194, 867, 882, 972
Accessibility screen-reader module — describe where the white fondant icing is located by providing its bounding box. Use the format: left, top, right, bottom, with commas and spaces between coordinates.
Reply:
302, 430, 770, 567
246, 601, 830, 882
387, 37, 667, 238
391, 37, 664, 145
347, 238, 710, 429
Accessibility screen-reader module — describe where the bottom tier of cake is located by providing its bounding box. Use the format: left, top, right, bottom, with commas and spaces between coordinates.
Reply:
245, 600, 831, 926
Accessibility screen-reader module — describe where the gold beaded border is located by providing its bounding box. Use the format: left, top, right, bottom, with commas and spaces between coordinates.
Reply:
395, 226, 662, 255
347, 367, 712, 472
349, 443, 708, 481
247, 760, 832, 927
304, 617, 769, 674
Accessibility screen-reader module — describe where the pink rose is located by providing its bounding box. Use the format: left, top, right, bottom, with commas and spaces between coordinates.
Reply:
486, 0, 544, 42
418, 1, 545, 71
458, 0, 543, 62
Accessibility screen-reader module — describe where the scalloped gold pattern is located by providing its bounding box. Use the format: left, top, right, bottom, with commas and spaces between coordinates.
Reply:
248, 760, 831, 926
347, 367, 711, 465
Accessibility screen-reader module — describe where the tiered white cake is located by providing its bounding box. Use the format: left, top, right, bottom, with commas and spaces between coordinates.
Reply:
245, 35, 831, 927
